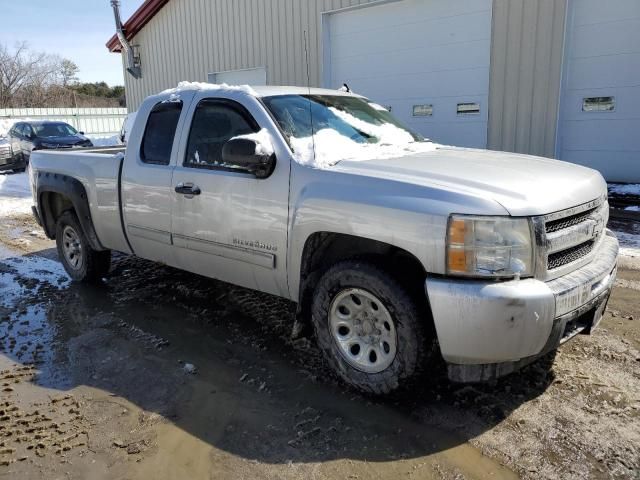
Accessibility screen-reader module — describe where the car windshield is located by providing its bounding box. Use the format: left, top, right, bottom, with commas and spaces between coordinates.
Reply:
262, 94, 436, 168
33, 123, 78, 138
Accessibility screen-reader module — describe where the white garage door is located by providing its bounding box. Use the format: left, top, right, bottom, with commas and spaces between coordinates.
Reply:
323, 0, 492, 148
558, 0, 640, 183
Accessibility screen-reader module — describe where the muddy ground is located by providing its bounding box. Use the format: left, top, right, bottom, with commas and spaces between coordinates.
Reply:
0, 211, 639, 480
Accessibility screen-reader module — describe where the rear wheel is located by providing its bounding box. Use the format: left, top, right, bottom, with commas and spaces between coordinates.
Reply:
55, 211, 111, 282
311, 259, 435, 395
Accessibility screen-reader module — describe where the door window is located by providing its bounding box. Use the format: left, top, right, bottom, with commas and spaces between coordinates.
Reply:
14, 124, 25, 137
184, 99, 259, 172
23, 125, 34, 138
140, 101, 183, 165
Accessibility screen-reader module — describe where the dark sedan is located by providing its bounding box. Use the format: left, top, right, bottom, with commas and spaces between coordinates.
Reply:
7, 121, 93, 164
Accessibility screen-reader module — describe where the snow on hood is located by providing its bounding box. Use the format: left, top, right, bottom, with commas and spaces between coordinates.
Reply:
290, 130, 440, 169
229, 129, 275, 156
161, 81, 258, 97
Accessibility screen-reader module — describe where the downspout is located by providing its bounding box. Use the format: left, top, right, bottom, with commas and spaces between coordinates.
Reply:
110, 0, 142, 79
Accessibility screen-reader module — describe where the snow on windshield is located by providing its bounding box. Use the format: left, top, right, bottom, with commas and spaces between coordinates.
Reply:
290, 105, 438, 168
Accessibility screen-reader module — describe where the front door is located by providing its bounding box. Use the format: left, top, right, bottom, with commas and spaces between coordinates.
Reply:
171, 96, 290, 297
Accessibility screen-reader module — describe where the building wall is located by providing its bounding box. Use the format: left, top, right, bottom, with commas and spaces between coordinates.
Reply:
121, 0, 568, 158
487, 0, 567, 157
123, 0, 380, 109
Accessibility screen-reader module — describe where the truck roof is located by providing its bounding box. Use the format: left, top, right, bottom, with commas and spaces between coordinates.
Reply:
251, 85, 363, 98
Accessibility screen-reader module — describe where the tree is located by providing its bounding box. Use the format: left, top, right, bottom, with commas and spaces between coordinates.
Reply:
59, 59, 79, 86
0, 42, 124, 108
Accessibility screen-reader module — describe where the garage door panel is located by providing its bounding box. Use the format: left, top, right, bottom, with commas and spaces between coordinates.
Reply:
330, 40, 491, 82
568, 53, 640, 90
337, 68, 489, 104
400, 120, 487, 147
330, 11, 491, 60
394, 97, 489, 123
562, 150, 639, 183
572, 0, 640, 26
330, 0, 490, 33
562, 86, 640, 121
562, 119, 640, 150
326, 0, 491, 148
572, 19, 640, 58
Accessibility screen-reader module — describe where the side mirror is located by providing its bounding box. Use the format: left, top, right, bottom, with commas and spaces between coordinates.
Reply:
78, 131, 85, 135
222, 137, 276, 179
29, 132, 36, 140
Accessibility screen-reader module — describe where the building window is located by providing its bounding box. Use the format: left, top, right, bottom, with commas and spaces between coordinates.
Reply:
457, 102, 480, 115
412, 104, 433, 117
582, 96, 615, 112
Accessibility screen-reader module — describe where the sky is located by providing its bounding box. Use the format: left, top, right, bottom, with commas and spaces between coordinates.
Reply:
0, 0, 145, 86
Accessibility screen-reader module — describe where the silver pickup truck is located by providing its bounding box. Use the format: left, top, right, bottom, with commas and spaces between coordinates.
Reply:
28, 84, 618, 394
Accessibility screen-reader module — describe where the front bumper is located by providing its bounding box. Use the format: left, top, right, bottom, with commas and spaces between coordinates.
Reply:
425, 231, 619, 382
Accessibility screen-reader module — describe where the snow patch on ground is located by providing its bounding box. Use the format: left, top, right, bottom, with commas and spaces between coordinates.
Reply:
609, 183, 640, 196
0, 118, 23, 137
0, 172, 32, 216
161, 81, 257, 98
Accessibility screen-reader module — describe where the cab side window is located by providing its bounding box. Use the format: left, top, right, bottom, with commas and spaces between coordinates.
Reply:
184, 99, 258, 172
140, 101, 183, 165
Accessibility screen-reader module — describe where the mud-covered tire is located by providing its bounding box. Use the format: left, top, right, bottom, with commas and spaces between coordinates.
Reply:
55, 211, 111, 282
311, 259, 434, 395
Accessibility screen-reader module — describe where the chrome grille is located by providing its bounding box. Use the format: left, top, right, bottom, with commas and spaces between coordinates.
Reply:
537, 196, 608, 278
548, 240, 595, 270
545, 208, 596, 233
0, 144, 11, 160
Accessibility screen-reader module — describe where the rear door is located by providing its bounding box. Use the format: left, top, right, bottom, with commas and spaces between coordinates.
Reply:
120, 94, 194, 263
170, 94, 290, 297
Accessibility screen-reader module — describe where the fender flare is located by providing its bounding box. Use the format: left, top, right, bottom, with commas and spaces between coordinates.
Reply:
36, 171, 105, 251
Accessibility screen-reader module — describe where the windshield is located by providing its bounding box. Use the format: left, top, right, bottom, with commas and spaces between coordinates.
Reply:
33, 123, 78, 138
262, 94, 436, 168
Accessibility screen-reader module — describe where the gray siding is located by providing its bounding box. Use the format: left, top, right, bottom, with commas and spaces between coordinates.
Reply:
488, 0, 567, 157
123, 0, 380, 109
120, 0, 568, 158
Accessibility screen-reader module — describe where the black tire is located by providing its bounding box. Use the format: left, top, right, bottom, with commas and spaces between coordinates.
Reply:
311, 259, 435, 395
55, 211, 111, 282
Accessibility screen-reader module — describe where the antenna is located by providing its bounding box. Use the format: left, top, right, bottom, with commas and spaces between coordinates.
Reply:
303, 30, 317, 163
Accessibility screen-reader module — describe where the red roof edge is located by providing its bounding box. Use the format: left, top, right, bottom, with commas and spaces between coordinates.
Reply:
106, 0, 170, 52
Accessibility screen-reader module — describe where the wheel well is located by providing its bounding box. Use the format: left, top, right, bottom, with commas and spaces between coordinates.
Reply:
297, 232, 430, 330
40, 192, 74, 239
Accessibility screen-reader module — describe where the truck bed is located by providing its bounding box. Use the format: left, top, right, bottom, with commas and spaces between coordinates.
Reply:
30, 148, 130, 254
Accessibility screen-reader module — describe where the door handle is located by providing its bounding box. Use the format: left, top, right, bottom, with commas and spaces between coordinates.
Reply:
175, 183, 201, 196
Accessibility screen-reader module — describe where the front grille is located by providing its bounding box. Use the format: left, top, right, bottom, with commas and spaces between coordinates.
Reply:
548, 240, 595, 270
546, 208, 596, 233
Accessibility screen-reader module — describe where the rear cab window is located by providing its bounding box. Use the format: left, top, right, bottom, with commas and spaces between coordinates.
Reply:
140, 101, 183, 165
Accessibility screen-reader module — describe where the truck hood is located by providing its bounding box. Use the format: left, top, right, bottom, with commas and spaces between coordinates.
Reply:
335, 146, 607, 216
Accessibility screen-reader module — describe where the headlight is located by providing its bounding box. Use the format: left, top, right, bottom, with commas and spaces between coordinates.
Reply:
446, 215, 533, 278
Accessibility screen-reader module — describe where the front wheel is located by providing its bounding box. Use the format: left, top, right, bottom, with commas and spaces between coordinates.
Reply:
55, 211, 111, 282
311, 260, 435, 395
